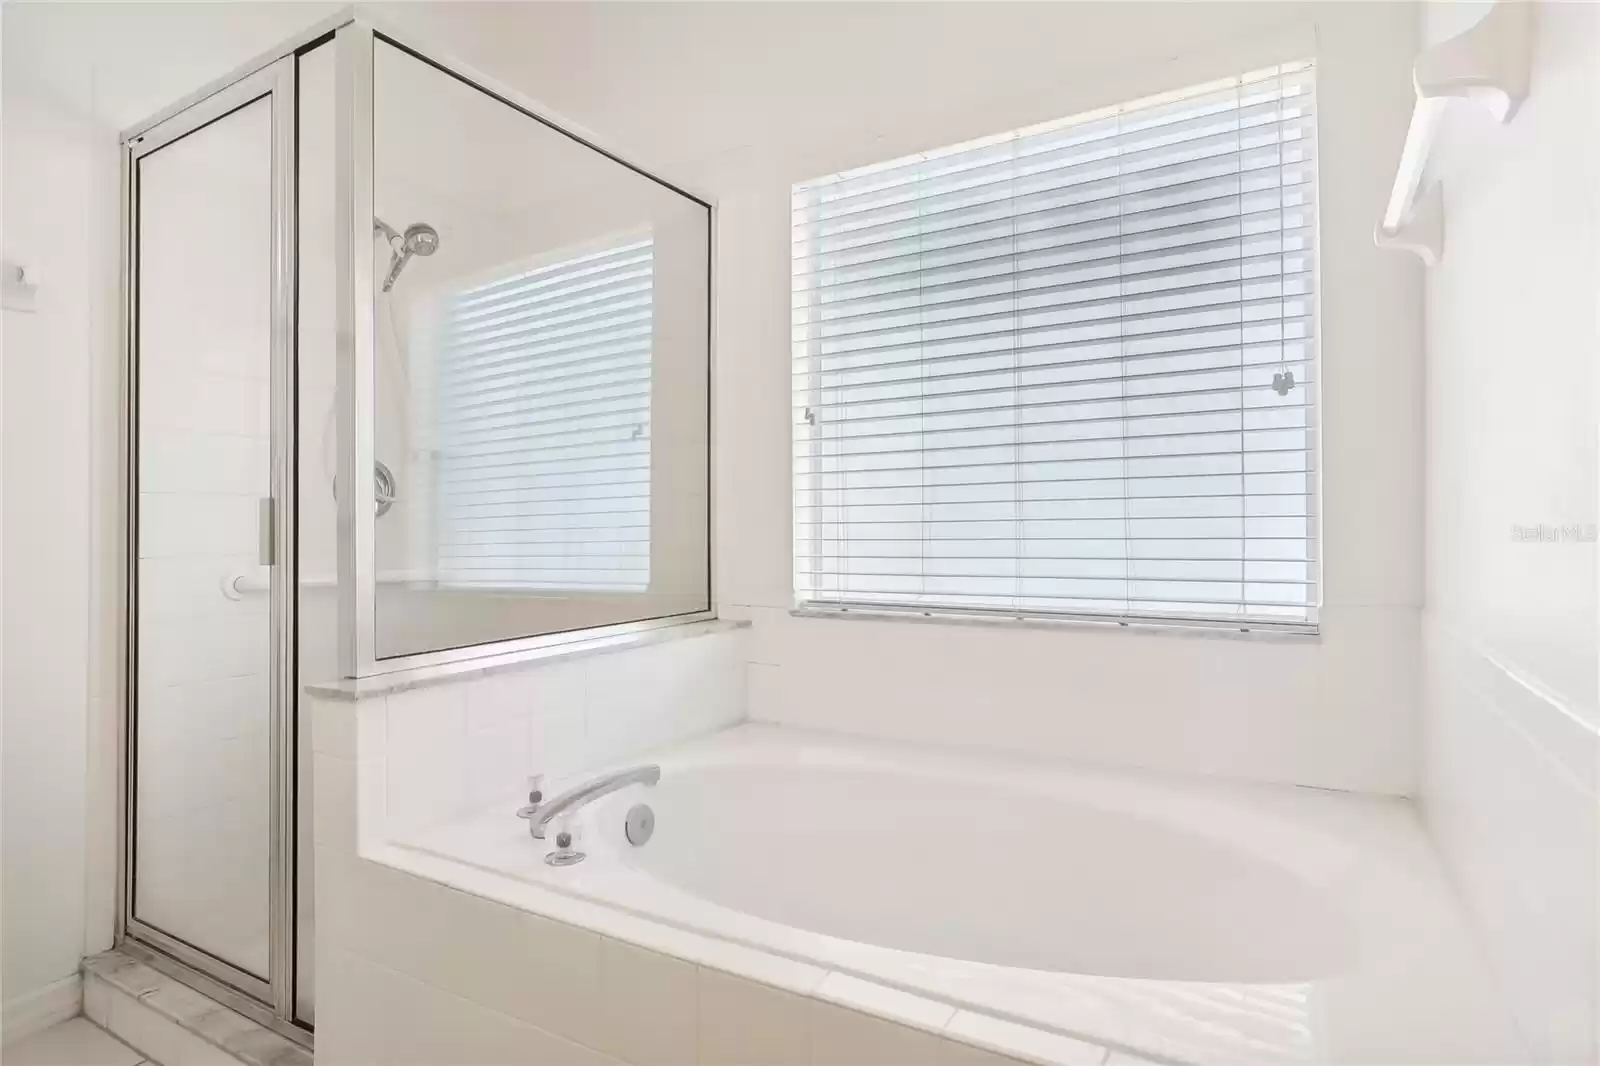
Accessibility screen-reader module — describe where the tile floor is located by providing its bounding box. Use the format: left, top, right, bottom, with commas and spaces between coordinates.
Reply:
4, 1018, 156, 1066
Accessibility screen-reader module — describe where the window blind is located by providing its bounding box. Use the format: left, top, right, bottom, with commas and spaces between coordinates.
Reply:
792, 63, 1317, 628
435, 237, 653, 592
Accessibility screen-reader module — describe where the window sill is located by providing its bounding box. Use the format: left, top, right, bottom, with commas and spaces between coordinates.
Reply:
790, 603, 1320, 641
303, 616, 749, 702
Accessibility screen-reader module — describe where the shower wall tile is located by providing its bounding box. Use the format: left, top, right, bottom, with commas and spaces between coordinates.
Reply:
138, 556, 258, 618
137, 494, 261, 560
134, 312, 274, 973
138, 429, 267, 495
139, 365, 270, 437
370, 626, 746, 843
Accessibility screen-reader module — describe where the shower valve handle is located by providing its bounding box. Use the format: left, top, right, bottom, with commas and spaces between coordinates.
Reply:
516, 774, 545, 820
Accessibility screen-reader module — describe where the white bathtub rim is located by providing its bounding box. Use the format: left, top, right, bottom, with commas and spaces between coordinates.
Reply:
367, 724, 1518, 1065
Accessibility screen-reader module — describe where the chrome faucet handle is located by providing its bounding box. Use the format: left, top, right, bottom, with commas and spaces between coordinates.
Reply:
515, 774, 545, 820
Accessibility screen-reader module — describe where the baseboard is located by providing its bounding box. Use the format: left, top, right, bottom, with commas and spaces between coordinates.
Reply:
1, 973, 82, 1046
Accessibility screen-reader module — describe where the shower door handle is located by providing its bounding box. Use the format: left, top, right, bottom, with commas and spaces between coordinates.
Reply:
258, 496, 276, 567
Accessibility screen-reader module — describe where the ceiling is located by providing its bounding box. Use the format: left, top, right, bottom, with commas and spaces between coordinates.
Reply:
5, 1, 1318, 199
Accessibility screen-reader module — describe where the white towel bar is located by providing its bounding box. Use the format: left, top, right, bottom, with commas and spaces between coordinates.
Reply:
1375, 0, 1531, 265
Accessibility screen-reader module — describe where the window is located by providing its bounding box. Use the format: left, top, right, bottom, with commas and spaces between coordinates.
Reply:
792, 63, 1318, 629
434, 237, 654, 592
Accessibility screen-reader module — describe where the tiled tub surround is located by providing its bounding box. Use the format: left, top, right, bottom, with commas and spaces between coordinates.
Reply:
311, 626, 1516, 1066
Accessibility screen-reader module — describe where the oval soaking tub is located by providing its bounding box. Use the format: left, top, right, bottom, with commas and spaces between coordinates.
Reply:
403, 723, 1512, 1065
605, 760, 1349, 982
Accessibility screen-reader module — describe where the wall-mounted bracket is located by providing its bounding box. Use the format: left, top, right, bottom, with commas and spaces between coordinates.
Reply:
1374, 181, 1444, 267
1375, 0, 1532, 266
1413, 0, 1532, 123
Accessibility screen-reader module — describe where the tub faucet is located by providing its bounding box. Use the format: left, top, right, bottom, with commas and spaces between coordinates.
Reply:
519, 765, 660, 839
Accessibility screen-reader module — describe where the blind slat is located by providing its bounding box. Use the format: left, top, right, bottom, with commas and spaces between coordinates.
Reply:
435, 239, 654, 592
793, 64, 1318, 627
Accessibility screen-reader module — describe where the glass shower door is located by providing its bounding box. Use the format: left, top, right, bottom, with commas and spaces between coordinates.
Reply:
128, 63, 292, 1000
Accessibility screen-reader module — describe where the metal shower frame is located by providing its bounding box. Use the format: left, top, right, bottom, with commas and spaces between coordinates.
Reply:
117, 6, 715, 1042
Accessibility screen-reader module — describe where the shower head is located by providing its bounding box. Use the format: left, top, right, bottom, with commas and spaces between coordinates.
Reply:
401, 222, 440, 257
376, 218, 440, 292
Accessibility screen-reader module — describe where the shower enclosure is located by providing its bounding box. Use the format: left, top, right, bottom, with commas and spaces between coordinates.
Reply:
119, 10, 712, 1039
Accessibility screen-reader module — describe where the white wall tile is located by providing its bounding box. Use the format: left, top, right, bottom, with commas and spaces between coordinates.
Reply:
325, 852, 609, 1052
137, 494, 258, 560
585, 634, 743, 764
317, 946, 615, 1066
466, 720, 534, 809
309, 696, 356, 759
432, 888, 608, 1052
597, 938, 698, 1066
364, 629, 748, 839
138, 556, 257, 619
82, 973, 112, 1027
760, 605, 1412, 794
139, 364, 270, 438
528, 702, 590, 781
385, 687, 470, 839
464, 667, 538, 806
698, 968, 811, 1066
809, 1000, 947, 1066
139, 429, 267, 496
745, 663, 787, 723
386, 686, 468, 767
355, 755, 387, 845
1424, 623, 1598, 1064
358, 697, 386, 751
468, 659, 585, 735
313, 753, 354, 851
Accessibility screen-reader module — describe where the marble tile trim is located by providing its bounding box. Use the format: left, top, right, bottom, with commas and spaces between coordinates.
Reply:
305, 618, 748, 702
81, 951, 311, 1066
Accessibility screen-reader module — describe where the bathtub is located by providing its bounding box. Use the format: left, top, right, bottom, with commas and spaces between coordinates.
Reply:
401, 724, 1513, 1065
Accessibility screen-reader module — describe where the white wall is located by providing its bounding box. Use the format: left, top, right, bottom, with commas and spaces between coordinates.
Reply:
664, 2, 1423, 793
1418, 3, 1600, 1062
0, 45, 125, 1024
0, 86, 118, 1036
